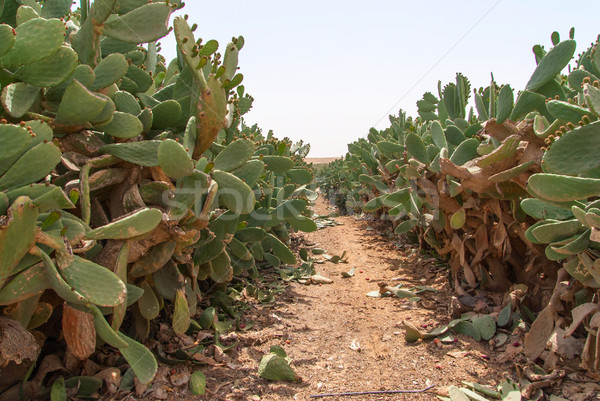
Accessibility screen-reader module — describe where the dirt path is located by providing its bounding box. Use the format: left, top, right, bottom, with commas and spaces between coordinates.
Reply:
194, 196, 509, 400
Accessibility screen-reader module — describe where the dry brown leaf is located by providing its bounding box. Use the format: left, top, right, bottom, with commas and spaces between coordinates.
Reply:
564, 303, 600, 337
524, 306, 555, 360
0, 316, 40, 367
94, 368, 121, 395
62, 303, 96, 360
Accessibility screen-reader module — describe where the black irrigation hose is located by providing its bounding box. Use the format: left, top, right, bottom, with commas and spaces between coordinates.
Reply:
309, 384, 436, 398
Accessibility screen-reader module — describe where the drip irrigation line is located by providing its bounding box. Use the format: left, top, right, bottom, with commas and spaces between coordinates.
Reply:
309, 384, 435, 398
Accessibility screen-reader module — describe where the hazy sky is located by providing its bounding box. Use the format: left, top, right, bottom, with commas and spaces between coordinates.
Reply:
160, 0, 599, 157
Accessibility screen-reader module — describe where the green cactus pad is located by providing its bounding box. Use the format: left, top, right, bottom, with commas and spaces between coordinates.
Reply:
16, 44, 76, 87
61, 255, 127, 307
158, 139, 194, 178
529, 173, 600, 202
228, 237, 252, 261
17, 6, 40, 26
151, 100, 181, 129
0, 24, 16, 58
85, 207, 162, 240
495, 85, 514, 124
286, 215, 317, 232
1, 82, 40, 118
286, 168, 313, 185
0, 17, 66, 68
472, 315, 496, 341
32, 186, 76, 212
546, 100, 590, 124
137, 280, 160, 320
510, 90, 546, 121
113, 90, 142, 115
235, 227, 267, 243
520, 198, 573, 220
212, 169, 256, 215
98, 111, 143, 138
87, 304, 129, 348
0, 264, 50, 305
531, 219, 583, 243
0, 124, 31, 161
213, 139, 254, 172
56, 79, 108, 125
450, 320, 481, 341
542, 122, 600, 175
525, 40, 576, 91
125, 65, 153, 93
429, 121, 447, 149
130, 241, 176, 277
583, 83, 600, 118
477, 135, 520, 168
117, 332, 158, 385
261, 155, 294, 173
449, 138, 479, 166
263, 233, 296, 265
551, 230, 590, 255
489, 160, 535, 183
209, 251, 233, 283
90, 53, 129, 91
232, 160, 264, 187
376, 140, 404, 156
101, 141, 161, 167
0, 142, 61, 190
445, 125, 467, 146
41, 0, 72, 18
101, 3, 171, 43
172, 288, 190, 335
405, 132, 430, 164
0, 195, 41, 290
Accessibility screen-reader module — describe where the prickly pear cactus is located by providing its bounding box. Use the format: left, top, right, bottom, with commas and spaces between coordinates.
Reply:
0, 0, 316, 393
317, 30, 600, 371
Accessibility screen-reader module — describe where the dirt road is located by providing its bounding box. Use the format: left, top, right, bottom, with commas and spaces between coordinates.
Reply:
191, 196, 508, 400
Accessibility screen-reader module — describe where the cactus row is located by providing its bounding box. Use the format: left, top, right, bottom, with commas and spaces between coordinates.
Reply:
0, 0, 315, 395
318, 30, 600, 371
